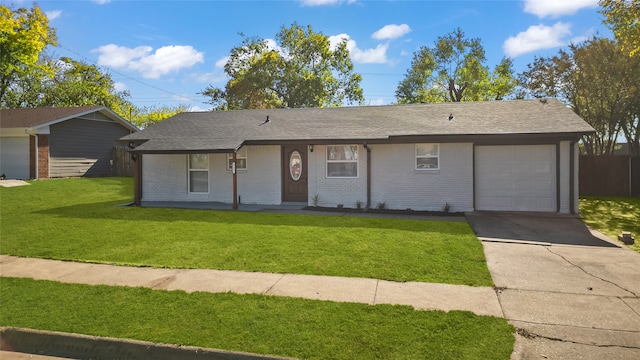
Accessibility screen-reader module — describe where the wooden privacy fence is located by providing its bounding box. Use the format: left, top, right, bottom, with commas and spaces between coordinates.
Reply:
112, 146, 135, 177
579, 155, 640, 197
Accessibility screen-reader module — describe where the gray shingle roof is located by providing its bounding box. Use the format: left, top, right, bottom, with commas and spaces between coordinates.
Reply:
0, 106, 138, 132
123, 99, 595, 153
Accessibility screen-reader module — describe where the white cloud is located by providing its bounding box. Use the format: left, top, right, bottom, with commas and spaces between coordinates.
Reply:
113, 82, 128, 92
188, 105, 207, 112
93, 44, 152, 68
215, 56, 229, 69
523, 0, 598, 18
299, 0, 356, 6
172, 94, 194, 102
367, 98, 387, 106
503, 22, 572, 57
45, 10, 62, 20
372, 24, 411, 40
93, 0, 112, 4
329, 34, 388, 64
93, 44, 204, 79
188, 72, 226, 84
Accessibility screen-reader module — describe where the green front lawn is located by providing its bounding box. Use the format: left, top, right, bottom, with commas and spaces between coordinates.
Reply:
0, 278, 514, 360
0, 177, 492, 286
580, 196, 640, 253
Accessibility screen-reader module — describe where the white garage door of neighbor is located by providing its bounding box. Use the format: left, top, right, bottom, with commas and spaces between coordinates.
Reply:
0, 136, 30, 180
475, 145, 556, 212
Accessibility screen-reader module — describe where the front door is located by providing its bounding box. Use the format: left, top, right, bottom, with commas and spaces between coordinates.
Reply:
282, 145, 308, 202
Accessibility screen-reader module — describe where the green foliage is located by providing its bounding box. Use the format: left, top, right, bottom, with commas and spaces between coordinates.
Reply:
47, 57, 131, 109
599, 0, 640, 57
201, 23, 364, 110
130, 104, 190, 128
0, 4, 57, 104
0, 7, 137, 118
0, 178, 493, 286
396, 28, 516, 103
1, 278, 515, 359
3, 55, 135, 117
519, 37, 640, 155
580, 196, 640, 253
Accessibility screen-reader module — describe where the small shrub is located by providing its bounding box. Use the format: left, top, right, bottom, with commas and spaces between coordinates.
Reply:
356, 200, 363, 209
442, 202, 451, 213
312, 195, 320, 207
376, 202, 386, 210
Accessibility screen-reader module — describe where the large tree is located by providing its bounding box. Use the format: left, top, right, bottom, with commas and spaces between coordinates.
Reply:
0, 4, 57, 105
599, 0, 640, 57
201, 23, 364, 110
3, 55, 134, 117
519, 37, 640, 155
396, 28, 516, 103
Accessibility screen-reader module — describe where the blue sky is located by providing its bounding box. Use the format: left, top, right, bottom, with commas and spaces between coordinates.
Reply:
10, 0, 611, 111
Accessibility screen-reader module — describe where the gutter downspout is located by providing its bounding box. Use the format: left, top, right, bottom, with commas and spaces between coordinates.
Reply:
363, 143, 371, 209
34, 134, 38, 179
556, 142, 560, 213
232, 151, 238, 210
569, 139, 576, 215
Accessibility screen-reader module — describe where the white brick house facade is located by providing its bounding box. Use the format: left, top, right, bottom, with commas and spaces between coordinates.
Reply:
142, 141, 579, 213
124, 100, 594, 214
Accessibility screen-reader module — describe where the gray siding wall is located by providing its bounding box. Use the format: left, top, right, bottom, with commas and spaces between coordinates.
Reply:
49, 117, 132, 178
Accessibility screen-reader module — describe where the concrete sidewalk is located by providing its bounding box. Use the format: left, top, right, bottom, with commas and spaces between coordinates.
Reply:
0, 255, 502, 317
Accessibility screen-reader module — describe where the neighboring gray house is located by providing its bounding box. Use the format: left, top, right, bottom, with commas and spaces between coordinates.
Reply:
122, 99, 594, 214
0, 106, 138, 179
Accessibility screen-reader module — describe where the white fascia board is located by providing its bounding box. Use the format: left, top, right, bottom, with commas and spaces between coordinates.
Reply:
1, 128, 30, 137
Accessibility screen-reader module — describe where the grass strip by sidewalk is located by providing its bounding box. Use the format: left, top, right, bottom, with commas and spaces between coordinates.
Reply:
0, 277, 514, 360
580, 196, 640, 253
0, 178, 492, 286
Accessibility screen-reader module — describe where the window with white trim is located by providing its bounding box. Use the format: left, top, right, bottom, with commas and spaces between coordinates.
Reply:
327, 145, 358, 178
227, 147, 247, 171
416, 144, 439, 170
188, 154, 209, 193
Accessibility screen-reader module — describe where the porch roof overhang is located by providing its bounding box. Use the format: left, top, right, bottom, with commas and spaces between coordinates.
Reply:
128, 138, 244, 154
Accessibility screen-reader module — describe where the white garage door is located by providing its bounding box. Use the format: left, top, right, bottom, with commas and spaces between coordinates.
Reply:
476, 145, 556, 212
0, 136, 30, 180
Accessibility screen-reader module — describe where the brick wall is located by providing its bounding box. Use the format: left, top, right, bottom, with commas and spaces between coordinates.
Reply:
307, 145, 368, 208
37, 134, 49, 179
141, 146, 281, 204
211, 145, 281, 204
369, 143, 474, 212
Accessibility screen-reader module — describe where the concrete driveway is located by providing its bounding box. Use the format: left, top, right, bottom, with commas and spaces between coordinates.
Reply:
466, 212, 640, 359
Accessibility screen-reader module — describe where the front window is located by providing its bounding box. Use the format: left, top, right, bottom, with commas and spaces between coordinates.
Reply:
227, 147, 247, 171
416, 144, 439, 170
189, 154, 209, 193
327, 145, 358, 178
